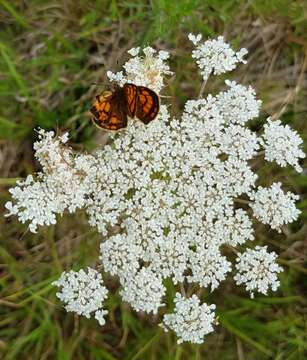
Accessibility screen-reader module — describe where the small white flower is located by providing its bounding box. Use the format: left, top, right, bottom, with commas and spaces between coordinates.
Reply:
188, 33, 202, 45
127, 47, 140, 56
261, 118, 305, 172
161, 293, 216, 344
52, 267, 108, 324
59, 132, 69, 143
158, 50, 170, 60
250, 182, 300, 231
106, 70, 124, 84
94, 309, 108, 326
234, 246, 283, 298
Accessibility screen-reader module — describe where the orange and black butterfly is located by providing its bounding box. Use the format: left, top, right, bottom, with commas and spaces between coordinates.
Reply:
90, 83, 159, 131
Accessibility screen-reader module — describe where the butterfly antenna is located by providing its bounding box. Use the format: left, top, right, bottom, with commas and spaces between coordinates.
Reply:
159, 94, 173, 99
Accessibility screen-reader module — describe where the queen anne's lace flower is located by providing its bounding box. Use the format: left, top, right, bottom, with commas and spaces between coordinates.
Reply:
250, 182, 300, 231
52, 268, 108, 325
188, 34, 248, 80
187, 246, 232, 290
120, 268, 165, 314
214, 208, 254, 246
99, 234, 142, 278
216, 80, 262, 125
234, 246, 283, 298
261, 118, 305, 172
5, 130, 95, 232
107, 47, 172, 93
161, 293, 216, 344
218, 124, 259, 160
145, 235, 189, 284
5, 35, 304, 344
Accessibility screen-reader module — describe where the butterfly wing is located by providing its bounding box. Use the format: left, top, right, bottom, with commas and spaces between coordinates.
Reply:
90, 91, 127, 131
123, 83, 137, 118
135, 86, 159, 124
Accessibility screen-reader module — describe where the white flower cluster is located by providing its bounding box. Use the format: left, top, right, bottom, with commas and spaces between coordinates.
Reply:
188, 34, 248, 80
216, 80, 262, 126
187, 246, 231, 291
6, 35, 304, 343
250, 182, 300, 231
52, 268, 108, 325
5, 130, 96, 232
261, 118, 305, 172
234, 246, 283, 298
107, 47, 172, 93
161, 293, 216, 344
120, 268, 165, 314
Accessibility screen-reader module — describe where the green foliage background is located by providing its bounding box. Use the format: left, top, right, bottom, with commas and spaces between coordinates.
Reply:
0, 1, 306, 359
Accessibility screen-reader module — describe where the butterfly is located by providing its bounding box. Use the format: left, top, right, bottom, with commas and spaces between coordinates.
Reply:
90, 83, 159, 131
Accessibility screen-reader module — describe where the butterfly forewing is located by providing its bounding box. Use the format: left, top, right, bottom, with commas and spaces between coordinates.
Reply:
90, 90, 127, 131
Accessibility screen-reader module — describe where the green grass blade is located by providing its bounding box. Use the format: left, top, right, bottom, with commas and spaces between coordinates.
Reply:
220, 315, 273, 357
0, 0, 31, 29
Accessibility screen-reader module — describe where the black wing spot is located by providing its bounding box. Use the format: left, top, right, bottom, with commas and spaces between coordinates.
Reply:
90, 106, 99, 118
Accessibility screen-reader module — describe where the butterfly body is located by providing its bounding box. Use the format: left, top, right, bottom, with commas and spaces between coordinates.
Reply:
90, 83, 159, 131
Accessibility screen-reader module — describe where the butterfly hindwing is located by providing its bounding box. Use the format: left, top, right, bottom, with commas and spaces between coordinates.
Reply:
135, 86, 159, 124
123, 83, 137, 118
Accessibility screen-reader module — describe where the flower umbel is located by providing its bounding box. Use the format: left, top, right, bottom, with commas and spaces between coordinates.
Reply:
250, 182, 300, 232
52, 268, 108, 325
234, 246, 283, 298
161, 293, 216, 344
261, 118, 305, 172
120, 267, 166, 314
6, 36, 304, 344
106, 47, 172, 93
188, 34, 248, 80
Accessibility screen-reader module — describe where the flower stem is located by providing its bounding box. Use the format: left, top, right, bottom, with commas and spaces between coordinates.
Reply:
198, 79, 208, 98
0, 178, 21, 186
